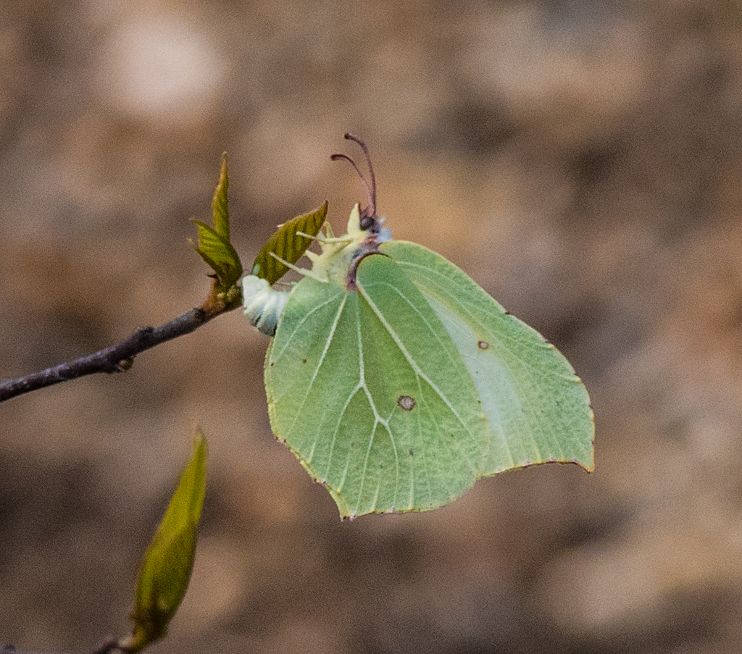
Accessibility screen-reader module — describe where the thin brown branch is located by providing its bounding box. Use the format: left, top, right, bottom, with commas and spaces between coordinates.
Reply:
0, 302, 235, 403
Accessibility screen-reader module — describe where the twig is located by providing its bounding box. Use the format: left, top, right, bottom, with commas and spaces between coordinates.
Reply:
0, 303, 234, 403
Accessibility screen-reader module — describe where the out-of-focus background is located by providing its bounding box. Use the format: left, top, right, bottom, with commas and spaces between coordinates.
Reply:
1, 2, 741, 652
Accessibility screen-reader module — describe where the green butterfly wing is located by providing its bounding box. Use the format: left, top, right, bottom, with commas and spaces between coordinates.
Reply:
266, 254, 489, 517
265, 243, 593, 518
381, 240, 594, 475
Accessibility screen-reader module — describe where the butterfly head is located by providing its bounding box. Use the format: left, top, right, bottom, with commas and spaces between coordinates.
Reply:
304, 134, 393, 289
333, 132, 392, 242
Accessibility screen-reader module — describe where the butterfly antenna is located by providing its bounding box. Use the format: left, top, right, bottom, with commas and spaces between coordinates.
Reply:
344, 133, 377, 218
330, 152, 374, 211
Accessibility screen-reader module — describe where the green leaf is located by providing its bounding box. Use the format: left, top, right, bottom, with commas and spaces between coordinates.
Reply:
127, 432, 207, 651
192, 220, 243, 290
251, 201, 328, 284
191, 154, 243, 292
211, 153, 230, 241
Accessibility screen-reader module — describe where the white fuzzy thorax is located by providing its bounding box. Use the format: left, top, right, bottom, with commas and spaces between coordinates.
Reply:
242, 275, 289, 336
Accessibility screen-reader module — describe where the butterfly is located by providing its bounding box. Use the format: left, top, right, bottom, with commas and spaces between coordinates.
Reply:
242, 134, 594, 518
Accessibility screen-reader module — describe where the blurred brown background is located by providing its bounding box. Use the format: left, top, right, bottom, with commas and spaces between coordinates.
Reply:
1, 2, 741, 653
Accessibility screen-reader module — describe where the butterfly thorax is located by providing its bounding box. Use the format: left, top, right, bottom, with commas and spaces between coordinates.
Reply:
308, 203, 390, 289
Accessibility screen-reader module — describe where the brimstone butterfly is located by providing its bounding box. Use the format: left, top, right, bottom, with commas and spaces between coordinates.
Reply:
243, 134, 594, 518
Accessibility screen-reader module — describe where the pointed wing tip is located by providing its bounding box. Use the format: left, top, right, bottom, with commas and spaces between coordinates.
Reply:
576, 458, 595, 473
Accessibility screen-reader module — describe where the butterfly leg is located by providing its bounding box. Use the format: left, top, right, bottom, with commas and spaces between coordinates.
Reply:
269, 251, 327, 282
295, 230, 355, 246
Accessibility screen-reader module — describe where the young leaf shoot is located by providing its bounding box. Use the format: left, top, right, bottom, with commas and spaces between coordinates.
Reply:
123, 432, 207, 651
191, 154, 243, 305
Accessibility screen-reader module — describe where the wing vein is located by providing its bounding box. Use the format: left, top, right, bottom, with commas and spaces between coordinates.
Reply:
283, 293, 348, 441
273, 290, 342, 362
358, 283, 483, 471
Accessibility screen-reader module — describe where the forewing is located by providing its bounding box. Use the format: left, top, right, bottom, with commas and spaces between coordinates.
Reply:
266, 255, 489, 517
382, 240, 594, 474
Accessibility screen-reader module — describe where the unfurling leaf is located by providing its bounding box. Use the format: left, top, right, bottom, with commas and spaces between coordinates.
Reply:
124, 432, 207, 652
192, 220, 242, 289
211, 153, 230, 241
191, 154, 243, 293
251, 200, 328, 284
